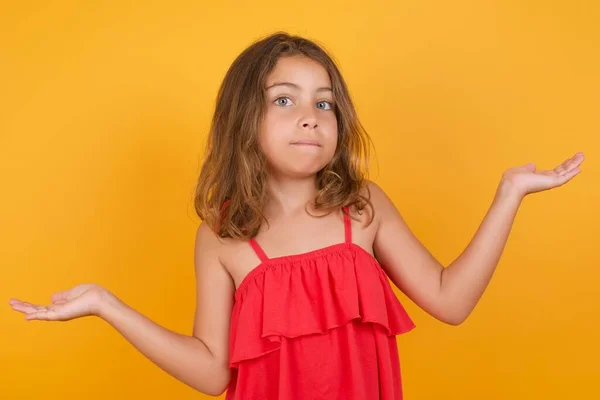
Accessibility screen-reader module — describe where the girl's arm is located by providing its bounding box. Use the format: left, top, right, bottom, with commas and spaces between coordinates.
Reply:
371, 153, 583, 325
9, 222, 234, 396
98, 222, 233, 394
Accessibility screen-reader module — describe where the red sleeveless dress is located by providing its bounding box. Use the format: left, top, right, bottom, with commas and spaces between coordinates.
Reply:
225, 207, 416, 399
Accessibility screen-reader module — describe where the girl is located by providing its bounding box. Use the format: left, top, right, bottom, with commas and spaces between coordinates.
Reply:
9, 32, 584, 399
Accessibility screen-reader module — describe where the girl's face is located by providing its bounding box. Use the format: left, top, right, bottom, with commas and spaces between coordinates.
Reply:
259, 55, 338, 179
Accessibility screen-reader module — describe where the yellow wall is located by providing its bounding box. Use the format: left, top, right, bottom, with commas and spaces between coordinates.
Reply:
2, 1, 598, 399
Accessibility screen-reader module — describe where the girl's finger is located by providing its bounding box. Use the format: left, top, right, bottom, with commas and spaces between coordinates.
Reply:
25, 311, 43, 320
567, 167, 581, 180
555, 165, 566, 175
555, 153, 582, 175
563, 159, 583, 175
11, 302, 40, 314
12, 300, 34, 307
555, 167, 580, 186
26, 310, 56, 321
51, 291, 69, 303
562, 158, 578, 172
22, 301, 43, 310
555, 157, 571, 174
10, 299, 47, 309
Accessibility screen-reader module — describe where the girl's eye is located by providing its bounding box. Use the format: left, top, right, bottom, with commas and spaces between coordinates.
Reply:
317, 101, 333, 110
274, 97, 334, 110
274, 97, 293, 106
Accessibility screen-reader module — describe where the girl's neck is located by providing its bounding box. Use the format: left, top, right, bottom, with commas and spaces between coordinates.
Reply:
264, 174, 319, 218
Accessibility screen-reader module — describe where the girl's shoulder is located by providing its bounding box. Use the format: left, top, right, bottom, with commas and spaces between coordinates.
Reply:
334, 180, 391, 254
348, 179, 392, 226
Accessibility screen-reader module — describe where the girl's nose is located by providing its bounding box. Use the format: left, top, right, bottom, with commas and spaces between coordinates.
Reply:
302, 121, 318, 129
298, 108, 318, 129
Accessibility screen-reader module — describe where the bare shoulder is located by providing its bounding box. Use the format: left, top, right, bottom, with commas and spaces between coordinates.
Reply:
365, 178, 393, 203
351, 179, 395, 226
194, 221, 232, 276
195, 222, 247, 280
208, 226, 261, 290
342, 179, 394, 254
195, 221, 225, 255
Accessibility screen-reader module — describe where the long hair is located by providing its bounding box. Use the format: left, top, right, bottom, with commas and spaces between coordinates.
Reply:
194, 32, 374, 239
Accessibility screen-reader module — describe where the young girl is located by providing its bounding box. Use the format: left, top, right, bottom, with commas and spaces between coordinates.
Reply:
9, 32, 584, 399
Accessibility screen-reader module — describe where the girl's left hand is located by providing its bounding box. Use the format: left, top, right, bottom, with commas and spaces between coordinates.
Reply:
501, 152, 585, 199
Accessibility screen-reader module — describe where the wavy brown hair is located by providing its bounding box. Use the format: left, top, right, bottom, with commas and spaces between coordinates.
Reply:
194, 32, 374, 239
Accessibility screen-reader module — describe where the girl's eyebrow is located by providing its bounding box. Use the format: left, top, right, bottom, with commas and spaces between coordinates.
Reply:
265, 82, 332, 93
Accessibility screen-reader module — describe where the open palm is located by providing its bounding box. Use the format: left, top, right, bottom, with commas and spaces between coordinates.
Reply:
9, 283, 105, 321
502, 152, 585, 198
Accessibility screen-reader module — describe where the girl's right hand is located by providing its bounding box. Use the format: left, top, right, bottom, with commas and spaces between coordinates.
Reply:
9, 283, 109, 321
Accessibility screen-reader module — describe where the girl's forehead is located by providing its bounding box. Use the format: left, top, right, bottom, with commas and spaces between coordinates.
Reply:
266, 55, 332, 88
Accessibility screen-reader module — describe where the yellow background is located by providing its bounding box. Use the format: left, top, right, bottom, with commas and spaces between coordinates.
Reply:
1, 1, 598, 399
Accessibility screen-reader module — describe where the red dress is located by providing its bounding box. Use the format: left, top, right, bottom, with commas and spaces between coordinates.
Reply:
225, 207, 416, 399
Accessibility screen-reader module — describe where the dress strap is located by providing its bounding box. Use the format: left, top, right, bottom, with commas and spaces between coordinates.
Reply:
342, 206, 352, 244
249, 238, 269, 263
